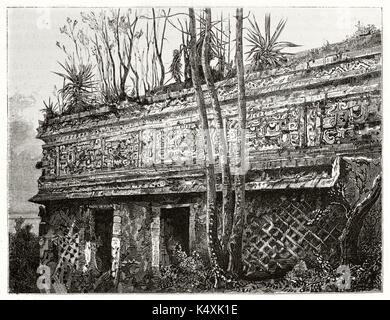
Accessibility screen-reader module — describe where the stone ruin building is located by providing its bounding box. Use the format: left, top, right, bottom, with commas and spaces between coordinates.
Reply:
31, 33, 382, 290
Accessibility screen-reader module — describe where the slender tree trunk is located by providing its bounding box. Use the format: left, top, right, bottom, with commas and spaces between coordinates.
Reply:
340, 175, 381, 265
188, 8, 221, 267
220, 12, 224, 77
103, 24, 119, 97
152, 9, 166, 87
201, 8, 234, 270
228, 14, 231, 66
129, 64, 140, 99
228, 8, 247, 276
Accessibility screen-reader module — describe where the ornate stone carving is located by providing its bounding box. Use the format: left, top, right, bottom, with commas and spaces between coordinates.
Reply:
320, 93, 381, 145
247, 105, 304, 152
59, 139, 104, 175
33, 46, 381, 203
42, 147, 57, 177
103, 132, 140, 170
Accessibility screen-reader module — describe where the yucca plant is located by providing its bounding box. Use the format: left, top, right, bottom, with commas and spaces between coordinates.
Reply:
41, 98, 59, 121
196, 21, 220, 62
54, 59, 95, 113
246, 14, 300, 71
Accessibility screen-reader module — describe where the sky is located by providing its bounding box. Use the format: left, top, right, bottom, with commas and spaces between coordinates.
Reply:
7, 7, 382, 215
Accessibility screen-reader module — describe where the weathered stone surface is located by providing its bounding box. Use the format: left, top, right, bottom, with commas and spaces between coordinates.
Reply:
34, 38, 382, 286
32, 46, 381, 202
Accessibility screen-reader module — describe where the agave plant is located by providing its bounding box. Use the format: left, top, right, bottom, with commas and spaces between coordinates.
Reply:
246, 14, 300, 71
41, 98, 59, 121
54, 60, 95, 113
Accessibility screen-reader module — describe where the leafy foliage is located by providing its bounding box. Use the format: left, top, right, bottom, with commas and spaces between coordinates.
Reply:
197, 15, 228, 82
54, 60, 96, 113
258, 247, 381, 293
41, 98, 59, 121
246, 14, 299, 71
351, 21, 380, 38
116, 256, 156, 292
350, 244, 381, 291
155, 246, 232, 292
100, 85, 120, 105
281, 260, 339, 292
287, 24, 381, 69
69, 270, 116, 293
197, 16, 223, 62
9, 222, 40, 293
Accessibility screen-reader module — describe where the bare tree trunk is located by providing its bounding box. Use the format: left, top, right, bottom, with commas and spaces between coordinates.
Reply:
115, 13, 139, 100
102, 23, 119, 97
227, 14, 231, 67
177, 19, 191, 86
340, 175, 381, 265
92, 34, 109, 96
129, 64, 140, 99
201, 8, 234, 270
145, 21, 151, 95
228, 8, 246, 276
184, 21, 191, 85
219, 12, 224, 77
188, 8, 221, 267
152, 8, 168, 88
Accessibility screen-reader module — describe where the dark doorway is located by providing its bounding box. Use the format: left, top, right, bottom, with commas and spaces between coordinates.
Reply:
160, 207, 190, 266
94, 209, 113, 272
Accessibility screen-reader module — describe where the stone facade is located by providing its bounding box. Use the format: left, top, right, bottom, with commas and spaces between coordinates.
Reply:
32, 36, 382, 290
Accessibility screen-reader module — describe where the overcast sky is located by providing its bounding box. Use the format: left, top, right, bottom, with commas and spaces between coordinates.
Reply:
7, 7, 382, 214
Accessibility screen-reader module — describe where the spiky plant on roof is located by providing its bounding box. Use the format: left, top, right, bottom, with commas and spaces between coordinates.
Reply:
246, 14, 299, 71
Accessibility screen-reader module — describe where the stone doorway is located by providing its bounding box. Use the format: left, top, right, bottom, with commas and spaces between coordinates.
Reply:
94, 208, 113, 272
159, 207, 190, 267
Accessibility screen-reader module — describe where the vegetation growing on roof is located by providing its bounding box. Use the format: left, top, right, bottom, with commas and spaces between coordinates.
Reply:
246, 14, 300, 72
42, 11, 381, 122
287, 23, 381, 68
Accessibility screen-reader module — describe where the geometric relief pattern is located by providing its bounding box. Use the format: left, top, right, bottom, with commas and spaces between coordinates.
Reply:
246, 93, 381, 153
217, 56, 380, 99
320, 93, 381, 145
164, 123, 197, 166
307, 93, 381, 147
242, 194, 345, 275
42, 92, 381, 177
58, 132, 140, 175
42, 147, 57, 177
247, 105, 304, 152
59, 139, 104, 175
142, 122, 219, 167
141, 128, 162, 167
307, 102, 322, 147
102, 132, 139, 170
38, 207, 83, 291
52, 231, 80, 286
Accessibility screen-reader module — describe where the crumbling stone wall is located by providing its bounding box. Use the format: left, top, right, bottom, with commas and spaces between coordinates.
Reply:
337, 157, 382, 264
38, 203, 84, 291
119, 203, 153, 284
33, 38, 382, 289
242, 156, 381, 279
242, 189, 346, 278
32, 45, 381, 202
38, 195, 209, 291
